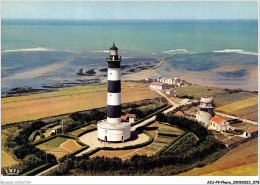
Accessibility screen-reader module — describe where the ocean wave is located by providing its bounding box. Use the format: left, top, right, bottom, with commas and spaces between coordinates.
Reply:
2, 47, 50, 53
2, 47, 78, 53
91, 50, 128, 53
163, 49, 188, 54
213, 49, 258, 56
123, 57, 135, 59
91, 50, 110, 53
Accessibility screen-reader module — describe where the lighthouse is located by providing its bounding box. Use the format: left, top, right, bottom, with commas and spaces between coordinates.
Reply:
196, 96, 215, 126
97, 43, 131, 142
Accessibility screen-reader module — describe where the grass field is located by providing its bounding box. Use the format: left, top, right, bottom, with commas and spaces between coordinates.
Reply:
1, 150, 19, 168
36, 137, 82, 158
215, 96, 258, 121
177, 85, 225, 99
37, 137, 68, 151
178, 138, 258, 176
2, 82, 158, 125
204, 163, 258, 176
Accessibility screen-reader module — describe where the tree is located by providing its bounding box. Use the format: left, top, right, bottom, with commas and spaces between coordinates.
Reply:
156, 112, 167, 122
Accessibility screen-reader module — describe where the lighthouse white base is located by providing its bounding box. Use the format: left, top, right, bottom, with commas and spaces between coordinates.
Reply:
97, 120, 131, 142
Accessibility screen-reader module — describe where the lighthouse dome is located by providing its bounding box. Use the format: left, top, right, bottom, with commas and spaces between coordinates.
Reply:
110, 43, 118, 50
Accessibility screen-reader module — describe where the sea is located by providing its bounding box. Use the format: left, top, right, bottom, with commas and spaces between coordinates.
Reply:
1, 20, 258, 94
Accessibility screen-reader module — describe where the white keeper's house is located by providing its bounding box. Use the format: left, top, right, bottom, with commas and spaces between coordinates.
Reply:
150, 82, 168, 90
209, 116, 230, 132
157, 76, 180, 85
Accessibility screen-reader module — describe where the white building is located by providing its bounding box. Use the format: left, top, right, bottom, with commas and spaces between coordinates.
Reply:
209, 116, 230, 132
196, 96, 215, 126
157, 76, 180, 85
165, 89, 173, 95
51, 125, 62, 134
150, 82, 168, 90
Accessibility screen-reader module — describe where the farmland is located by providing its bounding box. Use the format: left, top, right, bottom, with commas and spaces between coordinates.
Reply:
1, 127, 19, 168
178, 138, 258, 176
1, 150, 18, 168
2, 81, 158, 125
215, 96, 258, 121
204, 163, 258, 176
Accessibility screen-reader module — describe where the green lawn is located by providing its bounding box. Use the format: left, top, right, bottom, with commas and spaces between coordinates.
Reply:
40, 137, 67, 148
177, 85, 225, 99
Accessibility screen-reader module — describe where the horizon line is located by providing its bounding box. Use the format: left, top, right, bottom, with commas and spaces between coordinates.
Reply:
2, 18, 258, 21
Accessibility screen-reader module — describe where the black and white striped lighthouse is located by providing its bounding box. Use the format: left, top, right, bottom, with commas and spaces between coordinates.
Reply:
107, 43, 122, 124
97, 43, 131, 142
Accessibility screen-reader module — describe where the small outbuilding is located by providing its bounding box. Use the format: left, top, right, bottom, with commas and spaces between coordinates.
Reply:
165, 89, 173, 95
51, 125, 62, 134
121, 113, 137, 123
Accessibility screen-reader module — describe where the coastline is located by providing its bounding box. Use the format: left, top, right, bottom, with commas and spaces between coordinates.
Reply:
2, 51, 258, 97
124, 54, 258, 92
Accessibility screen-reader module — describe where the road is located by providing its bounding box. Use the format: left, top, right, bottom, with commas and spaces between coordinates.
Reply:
214, 112, 258, 125
35, 164, 59, 176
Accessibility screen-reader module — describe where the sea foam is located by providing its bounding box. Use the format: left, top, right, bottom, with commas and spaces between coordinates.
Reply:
163, 49, 188, 54
2, 47, 50, 53
213, 49, 258, 56
2, 47, 78, 53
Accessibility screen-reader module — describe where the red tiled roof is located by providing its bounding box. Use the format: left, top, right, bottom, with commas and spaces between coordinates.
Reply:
174, 111, 184, 117
166, 89, 172, 92
196, 110, 200, 114
248, 126, 258, 133
126, 113, 136, 118
211, 116, 224, 124
151, 82, 164, 86
121, 116, 127, 120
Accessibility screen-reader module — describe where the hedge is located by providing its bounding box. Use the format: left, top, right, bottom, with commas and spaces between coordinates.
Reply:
131, 104, 171, 127
156, 132, 188, 156
157, 133, 180, 137
21, 162, 56, 176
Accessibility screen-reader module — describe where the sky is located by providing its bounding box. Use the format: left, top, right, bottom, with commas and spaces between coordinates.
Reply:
1, 1, 258, 20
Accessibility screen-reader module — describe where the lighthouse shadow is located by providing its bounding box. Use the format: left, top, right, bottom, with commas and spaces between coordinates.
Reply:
129, 131, 139, 141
